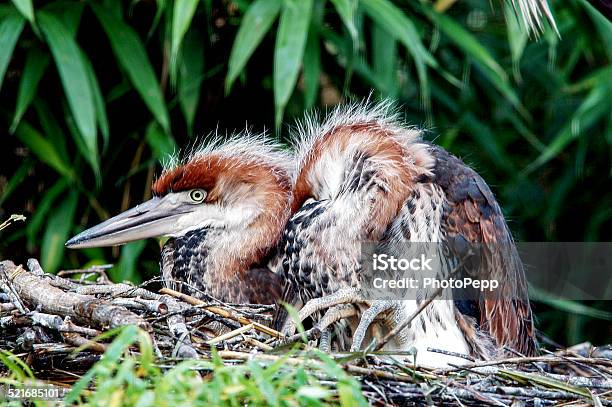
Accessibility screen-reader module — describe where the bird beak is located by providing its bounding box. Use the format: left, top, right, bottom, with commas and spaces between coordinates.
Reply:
65, 196, 191, 249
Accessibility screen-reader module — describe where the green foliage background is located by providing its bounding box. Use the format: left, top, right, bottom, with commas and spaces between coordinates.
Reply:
0, 0, 610, 345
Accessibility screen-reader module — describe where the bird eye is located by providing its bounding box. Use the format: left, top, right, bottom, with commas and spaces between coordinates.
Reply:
189, 189, 206, 203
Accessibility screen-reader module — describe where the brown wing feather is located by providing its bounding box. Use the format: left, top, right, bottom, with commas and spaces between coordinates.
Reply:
432, 145, 537, 356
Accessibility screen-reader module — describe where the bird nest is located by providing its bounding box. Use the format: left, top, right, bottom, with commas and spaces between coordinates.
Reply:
1, 259, 611, 405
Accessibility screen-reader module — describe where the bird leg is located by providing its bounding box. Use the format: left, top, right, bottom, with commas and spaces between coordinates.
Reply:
350, 300, 395, 352
283, 287, 362, 336
314, 303, 358, 352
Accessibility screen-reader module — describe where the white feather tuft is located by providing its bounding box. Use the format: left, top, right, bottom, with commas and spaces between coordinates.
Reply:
161, 130, 294, 179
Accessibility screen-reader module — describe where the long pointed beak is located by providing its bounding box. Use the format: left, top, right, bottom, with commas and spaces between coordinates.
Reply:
66, 197, 190, 249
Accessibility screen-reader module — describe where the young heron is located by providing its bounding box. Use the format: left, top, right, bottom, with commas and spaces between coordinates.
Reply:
66, 136, 293, 305
275, 102, 536, 367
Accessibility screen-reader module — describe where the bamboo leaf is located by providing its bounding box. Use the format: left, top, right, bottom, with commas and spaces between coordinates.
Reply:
303, 26, 320, 109
145, 121, 177, 162
330, 0, 357, 44
526, 85, 611, 172
81, 50, 110, 151
41, 190, 78, 274
578, 0, 612, 59
529, 286, 612, 320
362, 0, 436, 68
226, 0, 281, 93
10, 47, 49, 132
421, 5, 522, 111
274, 0, 313, 128
178, 27, 205, 135
372, 24, 397, 96
26, 179, 68, 245
112, 241, 147, 283
0, 11, 25, 91
171, 0, 199, 83
10, 0, 34, 25
91, 3, 170, 134
13, 119, 74, 180
38, 11, 98, 169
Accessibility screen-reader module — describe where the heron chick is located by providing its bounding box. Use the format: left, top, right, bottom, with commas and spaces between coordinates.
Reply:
275, 102, 536, 368
66, 135, 293, 305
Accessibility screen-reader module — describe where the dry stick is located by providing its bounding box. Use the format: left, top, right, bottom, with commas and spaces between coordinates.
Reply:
0, 261, 149, 330
160, 288, 283, 338
207, 324, 254, 346
61, 332, 107, 353
446, 356, 612, 371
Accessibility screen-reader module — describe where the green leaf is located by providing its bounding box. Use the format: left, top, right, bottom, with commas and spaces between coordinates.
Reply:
303, 25, 320, 109
421, 5, 522, 111
504, 2, 527, 80
13, 119, 74, 180
372, 23, 397, 96
178, 27, 205, 135
361, 0, 435, 110
362, 0, 436, 68
111, 241, 147, 283
26, 179, 68, 245
0, 158, 34, 207
274, 0, 313, 128
41, 190, 78, 273
11, 0, 34, 25
33, 98, 70, 162
226, 0, 281, 93
330, 0, 357, 45
526, 85, 611, 172
579, 0, 612, 59
10, 47, 49, 133
530, 286, 612, 320
42, 1, 84, 37
81, 50, 110, 151
145, 121, 177, 162
91, 3, 170, 134
38, 11, 98, 169
0, 11, 25, 91
171, 0, 199, 83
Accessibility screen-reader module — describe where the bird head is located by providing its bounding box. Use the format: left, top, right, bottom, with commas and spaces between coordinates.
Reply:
66, 135, 293, 252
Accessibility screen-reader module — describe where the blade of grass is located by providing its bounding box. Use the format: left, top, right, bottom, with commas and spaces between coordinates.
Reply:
226, 0, 281, 93
91, 3, 170, 134
10, 47, 49, 133
0, 11, 25, 91
38, 10, 98, 171
274, 0, 313, 128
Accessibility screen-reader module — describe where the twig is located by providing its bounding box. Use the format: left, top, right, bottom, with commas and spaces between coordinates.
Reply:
160, 288, 282, 338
